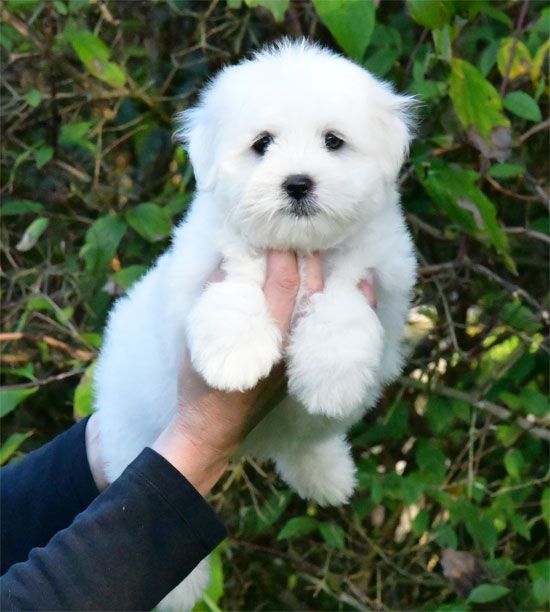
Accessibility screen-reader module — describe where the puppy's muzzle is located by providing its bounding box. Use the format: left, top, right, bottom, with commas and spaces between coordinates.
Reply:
283, 174, 313, 200
283, 175, 317, 217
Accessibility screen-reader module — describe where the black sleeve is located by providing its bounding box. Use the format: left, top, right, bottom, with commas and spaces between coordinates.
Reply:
1, 416, 100, 574
1, 447, 227, 611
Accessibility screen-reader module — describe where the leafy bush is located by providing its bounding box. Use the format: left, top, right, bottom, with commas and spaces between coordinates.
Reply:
1, 1, 548, 610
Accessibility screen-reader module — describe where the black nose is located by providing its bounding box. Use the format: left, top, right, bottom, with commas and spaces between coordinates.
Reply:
283, 174, 313, 200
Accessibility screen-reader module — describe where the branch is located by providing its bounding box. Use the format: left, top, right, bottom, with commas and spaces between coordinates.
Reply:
400, 376, 550, 442
0, 332, 95, 361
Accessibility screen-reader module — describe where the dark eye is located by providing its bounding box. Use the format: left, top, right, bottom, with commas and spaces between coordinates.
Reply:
325, 132, 344, 151
252, 133, 273, 156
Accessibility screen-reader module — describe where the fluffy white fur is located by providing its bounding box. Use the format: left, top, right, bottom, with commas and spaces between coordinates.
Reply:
95, 40, 417, 610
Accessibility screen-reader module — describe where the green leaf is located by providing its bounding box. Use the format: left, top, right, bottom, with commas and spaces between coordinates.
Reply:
503, 91, 542, 122
80, 214, 127, 276
194, 545, 225, 611
419, 163, 515, 272
243, 0, 289, 22
1, 199, 44, 216
542, 488, 550, 528
412, 508, 429, 536
318, 521, 345, 549
278, 517, 319, 540
66, 29, 126, 88
509, 512, 531, 540
0, 387, 38, 418
0, 431, 34, 465
496, 424, 521, 447
415, 438, 447, 483
126, 203, 172, 243
504, 448, 525, 479
529, 560, 550, 604
16, 217, 49, 251
74, 363, 96, 419
312, 0, 375, 61
467, 584, 510, 604
519, 387, 549, 416
53, 0, 67, 14
35, 145, 53, 169
111, 265, 147, 291
407, 0, 454, 29
59, 121, 95, 153
424, 396, 455, 435
434, 523, 458, 548
488, 163, 524, 179
242, 490, 292, 534
25, 88, 42, 107
449, 58, 510, 140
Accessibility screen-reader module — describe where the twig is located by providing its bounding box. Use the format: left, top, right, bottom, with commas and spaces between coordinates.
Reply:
0, 332, 95, 361
467, 259, 545, 314
505, 226, 550, 245
518, 118, 550, 144
486, 175, 537, 202
1, 368, 85, 390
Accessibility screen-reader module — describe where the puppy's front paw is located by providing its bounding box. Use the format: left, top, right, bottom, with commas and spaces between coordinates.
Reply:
187, 281, 281, 391
287, 288, 383, 418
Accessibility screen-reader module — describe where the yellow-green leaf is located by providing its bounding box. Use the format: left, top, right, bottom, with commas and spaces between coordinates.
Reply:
66, 30, 126, 88
74, 362, 96, 419
449, 58, 510, 140
0, 387, 38, 418
497, 38, 532, 80
16, 217, 49, 251
0, 431, 34, 465
25, 88, 42, 107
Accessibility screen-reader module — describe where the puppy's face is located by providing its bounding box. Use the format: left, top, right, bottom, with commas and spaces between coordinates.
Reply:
178, 42, 414, 251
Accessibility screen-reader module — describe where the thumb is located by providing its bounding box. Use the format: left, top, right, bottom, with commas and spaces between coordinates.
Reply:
263, 250, 300, 337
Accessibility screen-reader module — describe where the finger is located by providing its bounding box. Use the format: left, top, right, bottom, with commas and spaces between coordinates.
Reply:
263, 250, 300, 336
359, 278, 377, 309
301, 252, 324, 296
203, 260, 225, 288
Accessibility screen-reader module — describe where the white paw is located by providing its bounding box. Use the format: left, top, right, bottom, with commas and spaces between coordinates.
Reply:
275, 435, 356, 506
187, 281, 281, 391
287, 287, 383, 418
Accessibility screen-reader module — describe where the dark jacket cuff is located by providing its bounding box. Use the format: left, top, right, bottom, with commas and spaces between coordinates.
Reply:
130, 447, 227, 550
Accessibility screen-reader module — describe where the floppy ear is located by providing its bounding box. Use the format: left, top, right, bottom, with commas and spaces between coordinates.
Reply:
376, 94, 418, 183
174, 105, 219, 191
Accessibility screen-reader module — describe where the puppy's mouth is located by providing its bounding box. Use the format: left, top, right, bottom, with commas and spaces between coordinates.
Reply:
283, 197, 320, 219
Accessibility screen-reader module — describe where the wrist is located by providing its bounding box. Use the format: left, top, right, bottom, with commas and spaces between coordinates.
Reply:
152, 421, 230, 497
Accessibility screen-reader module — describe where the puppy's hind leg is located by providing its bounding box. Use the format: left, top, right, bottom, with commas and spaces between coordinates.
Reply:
157, 558, 211, 611
274, 434, 356, 506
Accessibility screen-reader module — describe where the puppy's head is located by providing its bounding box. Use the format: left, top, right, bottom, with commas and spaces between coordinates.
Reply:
176, 40, 415, 251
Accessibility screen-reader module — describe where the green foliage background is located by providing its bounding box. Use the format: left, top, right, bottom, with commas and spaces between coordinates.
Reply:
1, 0, 549, 610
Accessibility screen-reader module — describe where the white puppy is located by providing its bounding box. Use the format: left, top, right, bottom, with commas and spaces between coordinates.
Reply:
95, 39, 417, 610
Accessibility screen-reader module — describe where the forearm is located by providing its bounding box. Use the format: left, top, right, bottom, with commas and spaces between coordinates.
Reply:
1, 448, 226, 611
0, 416, 99, 574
